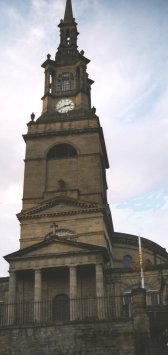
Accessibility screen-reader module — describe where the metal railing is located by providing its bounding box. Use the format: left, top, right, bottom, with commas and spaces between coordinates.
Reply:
147, 305, 168, 325
0, 296, 130, 327
147, 305, 168, 350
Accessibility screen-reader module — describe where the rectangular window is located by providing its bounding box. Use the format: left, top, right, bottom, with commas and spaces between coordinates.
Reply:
146, 292, 159, 305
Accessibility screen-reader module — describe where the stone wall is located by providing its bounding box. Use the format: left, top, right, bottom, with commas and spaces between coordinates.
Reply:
0, 288, 154, 355
0, 320, 135, 355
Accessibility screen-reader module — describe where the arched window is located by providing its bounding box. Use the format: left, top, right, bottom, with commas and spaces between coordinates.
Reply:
123, 255, 133, 268
47, 144, 77, 160
65, 29, 70, 45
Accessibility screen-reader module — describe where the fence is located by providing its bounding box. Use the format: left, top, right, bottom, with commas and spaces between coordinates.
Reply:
147, 305, 168, 325
147, 305, 168, 349
0, 296, 130, 327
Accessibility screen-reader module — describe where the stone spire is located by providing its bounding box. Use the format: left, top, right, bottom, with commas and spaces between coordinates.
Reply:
56, 0, 79, 61
64, 0, 73, 23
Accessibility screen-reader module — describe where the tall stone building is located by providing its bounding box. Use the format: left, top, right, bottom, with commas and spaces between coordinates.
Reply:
0, 1, 168, 354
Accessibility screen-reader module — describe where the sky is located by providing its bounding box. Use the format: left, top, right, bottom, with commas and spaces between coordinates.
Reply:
0, 0, 168, 276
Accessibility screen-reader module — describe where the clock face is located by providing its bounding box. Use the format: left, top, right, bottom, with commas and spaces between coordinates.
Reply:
56, 99, 75, 113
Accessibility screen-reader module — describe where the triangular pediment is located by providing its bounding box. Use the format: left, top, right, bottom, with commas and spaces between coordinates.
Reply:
5, 236, 107, 262
23, 240, 92, 257
17, 196, 102, 221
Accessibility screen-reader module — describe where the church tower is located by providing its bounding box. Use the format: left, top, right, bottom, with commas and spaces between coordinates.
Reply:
2, 3, 168, 353
5, 0, 114, 307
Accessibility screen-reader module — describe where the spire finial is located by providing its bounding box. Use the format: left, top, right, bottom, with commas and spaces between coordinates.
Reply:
64, 0, 73, 22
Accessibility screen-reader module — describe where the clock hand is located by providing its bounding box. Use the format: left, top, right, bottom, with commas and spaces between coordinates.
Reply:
62, 104, 70, 108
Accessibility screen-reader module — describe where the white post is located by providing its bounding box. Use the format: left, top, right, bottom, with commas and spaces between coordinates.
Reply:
138, 236, 145, 288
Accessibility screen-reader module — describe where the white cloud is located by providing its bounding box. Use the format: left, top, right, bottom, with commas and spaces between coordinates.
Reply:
111, 196, 168, 252
106, 114, 168, 204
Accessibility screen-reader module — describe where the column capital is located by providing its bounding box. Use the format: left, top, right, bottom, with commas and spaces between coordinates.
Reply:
34, 268, 42, 273
69, 265, 77, 272
9, 268, 16, 274
96, 263, 104, 270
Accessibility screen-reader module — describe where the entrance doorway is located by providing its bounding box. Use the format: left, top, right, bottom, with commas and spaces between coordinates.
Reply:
53, 294, 70, 321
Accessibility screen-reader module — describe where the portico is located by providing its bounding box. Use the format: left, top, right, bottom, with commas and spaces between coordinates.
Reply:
5, 236, 107, 321
7, 266, 105, 323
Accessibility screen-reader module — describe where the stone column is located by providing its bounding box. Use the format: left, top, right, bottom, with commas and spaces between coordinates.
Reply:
44, 69, 50, 94
96, 264, 104, 297
69, 266, 77, 320
96, 264, 105, 319
51, 72, 55, 94
8, 270, 16, 303
34, 269, 42, 322
79, 66, 83, 89
8, 270, 16, 325
114, 282, 122, 318
132, 288, 150, 355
